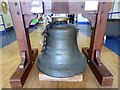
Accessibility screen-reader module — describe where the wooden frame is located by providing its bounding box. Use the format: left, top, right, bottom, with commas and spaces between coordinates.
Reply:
82, 2, 114, 86
8, 0, 113, 88
9, 1, 38, 88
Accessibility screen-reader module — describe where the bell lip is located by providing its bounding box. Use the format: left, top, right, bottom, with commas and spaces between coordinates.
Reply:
36, 57, 87, 78
36, 63, 84, 78
52, 17, 69, 22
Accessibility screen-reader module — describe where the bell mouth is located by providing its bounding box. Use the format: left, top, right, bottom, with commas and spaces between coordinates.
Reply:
52, 17, 69, 22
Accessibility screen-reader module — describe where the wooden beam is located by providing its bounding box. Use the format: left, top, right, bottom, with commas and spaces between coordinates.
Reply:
82, 1, 114, 86
9, 1, 38, 88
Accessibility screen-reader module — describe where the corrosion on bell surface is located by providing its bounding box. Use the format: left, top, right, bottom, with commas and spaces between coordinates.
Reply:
36, 17, 87, 78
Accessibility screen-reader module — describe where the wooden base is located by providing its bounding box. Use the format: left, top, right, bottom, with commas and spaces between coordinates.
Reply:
39, 72, 83, 82
82, 47, 114, 86
10, 49, 38, 88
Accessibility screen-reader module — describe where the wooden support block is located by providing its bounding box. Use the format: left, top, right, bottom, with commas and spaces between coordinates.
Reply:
82, 47, 114, 86
89, 60, 114, 86
39, 72, 83, 82
10, 48, 38, 88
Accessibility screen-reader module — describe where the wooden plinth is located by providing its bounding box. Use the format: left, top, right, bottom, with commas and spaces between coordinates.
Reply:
39, 72, 83, 82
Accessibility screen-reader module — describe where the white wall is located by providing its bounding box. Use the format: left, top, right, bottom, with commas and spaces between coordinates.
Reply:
118, 1, 120, 19
77, 1, 98, 23
0, 0, 13, 29
0, 10, 5, 31
109, 0, 120, 19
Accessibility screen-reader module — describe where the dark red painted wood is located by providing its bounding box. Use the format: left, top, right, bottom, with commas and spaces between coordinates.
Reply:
82, 48, 114, 86
82, 14, 97, 27
82, 2, 114, 86
9, 0, 38, 88
89, 2, 111, 60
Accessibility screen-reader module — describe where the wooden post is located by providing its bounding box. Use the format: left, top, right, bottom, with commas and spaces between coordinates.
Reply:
9, 0, 38, 88
82, 1, 114, 86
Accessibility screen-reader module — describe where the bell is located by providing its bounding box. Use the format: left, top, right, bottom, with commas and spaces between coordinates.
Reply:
36, 17, 87, 78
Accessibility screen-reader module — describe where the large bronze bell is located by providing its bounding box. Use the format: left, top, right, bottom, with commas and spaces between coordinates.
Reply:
36, 17, 87, 78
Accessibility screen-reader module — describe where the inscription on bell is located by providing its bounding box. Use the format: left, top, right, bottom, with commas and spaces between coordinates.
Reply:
55, 53, 62, 56
56, 49, 68, 51
47, 48, 68, 56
